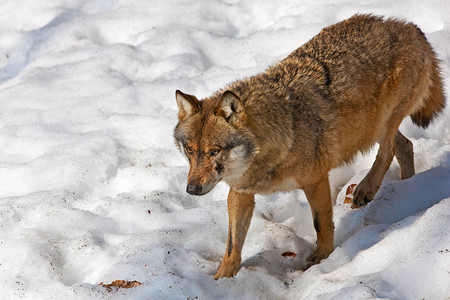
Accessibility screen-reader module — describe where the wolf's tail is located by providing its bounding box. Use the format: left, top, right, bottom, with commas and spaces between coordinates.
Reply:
410, 55, 446, 128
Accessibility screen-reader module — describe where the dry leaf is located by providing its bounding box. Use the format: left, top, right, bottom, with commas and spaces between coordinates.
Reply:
282, 251, 297, 258
344, 184, 357, 204
100, 280, 141, 289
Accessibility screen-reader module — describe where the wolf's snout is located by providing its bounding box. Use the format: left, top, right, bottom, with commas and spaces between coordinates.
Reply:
186, 184, 203, 195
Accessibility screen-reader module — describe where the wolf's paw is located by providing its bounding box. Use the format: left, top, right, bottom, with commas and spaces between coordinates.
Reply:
214, 257, 241, 280
305, 249, 330, 268
352, 182, 378, 208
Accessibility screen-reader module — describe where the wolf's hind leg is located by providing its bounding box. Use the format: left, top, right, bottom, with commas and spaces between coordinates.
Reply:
394, 131, 415, 179
353, 120, 400, 207
214, 190, 254, 279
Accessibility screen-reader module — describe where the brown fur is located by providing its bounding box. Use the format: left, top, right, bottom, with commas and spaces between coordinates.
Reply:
173, 14, 446, 279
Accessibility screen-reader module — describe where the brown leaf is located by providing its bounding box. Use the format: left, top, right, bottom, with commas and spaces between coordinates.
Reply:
344, 184, 357, 204
282, 251, 297, 258
100, 280, 142, 289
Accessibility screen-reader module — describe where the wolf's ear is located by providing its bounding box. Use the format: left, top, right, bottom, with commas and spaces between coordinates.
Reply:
218, 91, 244, 123
176, 90, 199, 120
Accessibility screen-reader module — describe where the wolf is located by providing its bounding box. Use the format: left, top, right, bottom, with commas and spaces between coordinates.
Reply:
173, 14, 445, 279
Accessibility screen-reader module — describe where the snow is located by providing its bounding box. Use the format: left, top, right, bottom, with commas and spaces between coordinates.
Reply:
0, 0, 449, 299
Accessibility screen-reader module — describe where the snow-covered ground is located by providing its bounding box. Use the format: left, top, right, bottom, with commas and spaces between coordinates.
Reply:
0, 0, 449, 299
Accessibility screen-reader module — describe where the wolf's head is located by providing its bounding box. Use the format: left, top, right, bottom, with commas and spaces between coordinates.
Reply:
173, 90, 255, 195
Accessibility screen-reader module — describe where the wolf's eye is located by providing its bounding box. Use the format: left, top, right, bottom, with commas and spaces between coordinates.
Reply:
209, 149, 221, 157
185, 146, 194, 155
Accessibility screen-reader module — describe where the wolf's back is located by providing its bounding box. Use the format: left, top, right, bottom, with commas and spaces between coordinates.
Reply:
294, 14, 446, 129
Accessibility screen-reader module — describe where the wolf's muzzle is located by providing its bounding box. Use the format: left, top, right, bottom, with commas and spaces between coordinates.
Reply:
186, 184, 203, 195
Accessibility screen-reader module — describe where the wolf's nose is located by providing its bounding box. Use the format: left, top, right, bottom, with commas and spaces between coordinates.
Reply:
186, 185, 203, 195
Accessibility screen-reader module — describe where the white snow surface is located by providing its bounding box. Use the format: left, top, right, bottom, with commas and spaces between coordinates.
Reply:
0, 0, 449, 299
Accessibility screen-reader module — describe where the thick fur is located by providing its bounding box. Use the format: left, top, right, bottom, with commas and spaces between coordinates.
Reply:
173, 15, 446, 279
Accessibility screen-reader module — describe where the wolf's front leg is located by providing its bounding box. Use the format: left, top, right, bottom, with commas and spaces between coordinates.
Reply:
214, 190, 255, 279
303, 176, 334, 265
